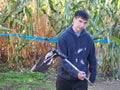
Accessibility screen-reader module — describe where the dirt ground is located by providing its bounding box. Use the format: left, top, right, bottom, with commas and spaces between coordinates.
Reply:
47, 74, 120, 90
88, 80, 120, 90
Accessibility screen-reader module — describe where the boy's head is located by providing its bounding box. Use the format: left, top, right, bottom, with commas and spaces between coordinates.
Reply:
72, 10, 89, 32
74, 10, 89, 21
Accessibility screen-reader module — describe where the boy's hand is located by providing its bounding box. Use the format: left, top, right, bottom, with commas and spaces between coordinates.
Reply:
77, 71, 95, 86
77, 71, 86, 80
89, 82, 94, 86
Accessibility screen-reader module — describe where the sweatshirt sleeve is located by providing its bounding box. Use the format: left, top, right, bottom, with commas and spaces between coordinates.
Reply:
88, 41, 97, 83
57, 36, 78, 78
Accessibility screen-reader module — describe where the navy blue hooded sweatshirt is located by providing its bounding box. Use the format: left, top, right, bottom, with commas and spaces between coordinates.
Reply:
57, 26, 97, 83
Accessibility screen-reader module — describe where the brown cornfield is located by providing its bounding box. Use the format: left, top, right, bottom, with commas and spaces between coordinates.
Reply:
0, 0, 57, 71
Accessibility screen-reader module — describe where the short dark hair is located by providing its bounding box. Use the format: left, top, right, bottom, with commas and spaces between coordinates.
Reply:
74, 10, 89, 20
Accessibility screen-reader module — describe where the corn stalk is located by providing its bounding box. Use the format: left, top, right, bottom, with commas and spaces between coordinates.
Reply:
0, 0, 120, 78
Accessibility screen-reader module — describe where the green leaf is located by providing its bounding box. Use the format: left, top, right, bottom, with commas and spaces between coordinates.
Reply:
14, 19, 24, 26
24, 6, 32, 22
72, 0, 87, 10
111, 36, 120, 45
0, 26, 11, 31
48, 0, 57, 13
64, 2, 71, 19
13, 7, 23, 15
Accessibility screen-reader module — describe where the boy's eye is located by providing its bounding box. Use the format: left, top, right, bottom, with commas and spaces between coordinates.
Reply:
84, 22, 87, 24
79, 20, 82, 22
79, 20, 87, 24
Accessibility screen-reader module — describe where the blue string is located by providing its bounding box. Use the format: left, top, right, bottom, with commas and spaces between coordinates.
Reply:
118, 28, 120, 30
0, 33, 108, 44
94, 39, 108, 44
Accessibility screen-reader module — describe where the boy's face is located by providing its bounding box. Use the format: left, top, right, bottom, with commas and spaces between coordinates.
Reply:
73, 17, 88, 32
